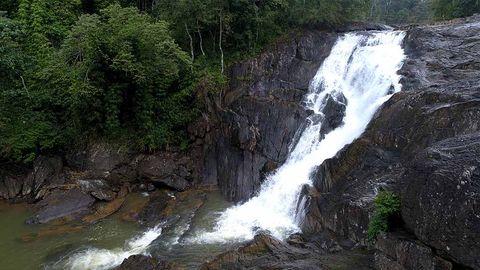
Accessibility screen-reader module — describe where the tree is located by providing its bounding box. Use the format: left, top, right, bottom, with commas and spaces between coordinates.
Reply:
432, 0, 480, 20
0, 16, 59, 161
50, 4, 194, 149
370, 0, 431, 24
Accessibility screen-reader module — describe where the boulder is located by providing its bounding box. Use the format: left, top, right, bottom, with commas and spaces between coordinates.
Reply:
319, 93, 347, 138
0, 156, 64, 201
115, 255, 177, 270
137, 154, 192, 191
26, 188, 95, 224
201, 232, 373, 270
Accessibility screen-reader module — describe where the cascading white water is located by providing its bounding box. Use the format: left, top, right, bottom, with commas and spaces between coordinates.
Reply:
192, 31, 406, 243
53, 225, 162, 270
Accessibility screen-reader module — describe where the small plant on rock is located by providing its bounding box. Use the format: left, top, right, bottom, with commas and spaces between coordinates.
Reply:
367, 190, 401, 243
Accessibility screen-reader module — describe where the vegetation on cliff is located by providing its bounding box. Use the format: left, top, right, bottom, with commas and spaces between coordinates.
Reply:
367, 191, 401, 242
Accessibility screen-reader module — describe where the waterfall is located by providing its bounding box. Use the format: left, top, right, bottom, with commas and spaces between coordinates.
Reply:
193, 31, 406, 243
57, 31, 406, 270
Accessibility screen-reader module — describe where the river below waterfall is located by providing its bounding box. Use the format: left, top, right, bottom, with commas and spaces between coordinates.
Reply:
0, 191, 234, 270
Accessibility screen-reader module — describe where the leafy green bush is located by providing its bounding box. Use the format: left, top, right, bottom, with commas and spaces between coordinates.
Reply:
367, 190, 401, 243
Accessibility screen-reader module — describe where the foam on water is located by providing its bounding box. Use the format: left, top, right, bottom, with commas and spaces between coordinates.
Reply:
192, 31, 406, 243
59, 225, 162, 270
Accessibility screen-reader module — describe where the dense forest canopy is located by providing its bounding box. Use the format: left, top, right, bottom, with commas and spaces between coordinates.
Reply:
0, 0, 478, 163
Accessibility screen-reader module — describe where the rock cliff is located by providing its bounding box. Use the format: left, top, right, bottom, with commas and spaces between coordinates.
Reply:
298, 15, 480, 269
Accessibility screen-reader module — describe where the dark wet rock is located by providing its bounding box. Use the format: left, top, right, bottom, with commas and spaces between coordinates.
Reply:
0, 174, 23, 200
319, 93, 347, 138
400, 14, 480, 93
401, 134, 480, 269
201, 232, 373, 270
66, 142, 131, 177
115, 255, 178, 270
76, 179, 116, 201
0, 156, 65, 201
27, 188, 95, 224
138, 154, 193, 191
138, 190, 173, 226
138, 189, 206, 229
82, 185, 128, 224
375, 232, 452, 270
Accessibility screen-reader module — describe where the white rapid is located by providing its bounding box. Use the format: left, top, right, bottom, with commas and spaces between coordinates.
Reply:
58, 225, 162, 270
193, 31, 406, 243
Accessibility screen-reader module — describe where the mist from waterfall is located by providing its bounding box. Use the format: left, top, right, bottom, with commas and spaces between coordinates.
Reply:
192, 31, 406, 243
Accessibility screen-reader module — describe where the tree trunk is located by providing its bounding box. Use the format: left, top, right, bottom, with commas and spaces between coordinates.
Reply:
185, 23, 194, 63
197, 20, 205, 56
219, 13, 224, 74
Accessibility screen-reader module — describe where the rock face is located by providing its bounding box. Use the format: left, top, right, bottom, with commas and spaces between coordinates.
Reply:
402, 134, 480, 268
299, 15, 480, 269
375, 232, 452, 270
200, 30, 338, 202
201, 232, 373, 270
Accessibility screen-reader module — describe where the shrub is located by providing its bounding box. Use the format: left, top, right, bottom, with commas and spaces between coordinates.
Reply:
367, 190, 401, 243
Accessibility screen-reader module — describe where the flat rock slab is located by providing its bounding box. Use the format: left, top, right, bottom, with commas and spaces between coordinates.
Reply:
27, 188, 95, 224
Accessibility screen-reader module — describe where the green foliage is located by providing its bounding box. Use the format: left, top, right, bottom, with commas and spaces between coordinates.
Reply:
153, 0, 370, 64
370, 0, 432, 24
50, 4, 193, 149
0, 5, 196, 162
18, 0, 81, 49
287, 0, 370, 26
367, 191, 401, 242
432, 0, 480, 20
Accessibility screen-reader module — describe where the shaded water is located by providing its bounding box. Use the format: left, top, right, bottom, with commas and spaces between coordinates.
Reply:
0, 201, 139, 270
